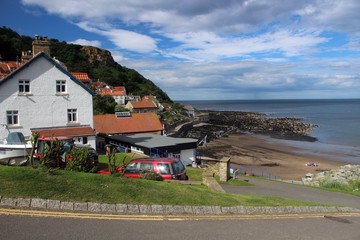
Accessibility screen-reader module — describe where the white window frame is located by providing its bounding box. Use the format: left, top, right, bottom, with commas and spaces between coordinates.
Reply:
67, 108, 78, 123
56, 80, 66, 94
19, 80, 30, 94
6, 110, 19, 126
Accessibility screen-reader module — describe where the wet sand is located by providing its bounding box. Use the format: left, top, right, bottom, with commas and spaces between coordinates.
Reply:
198, 133, 348, 181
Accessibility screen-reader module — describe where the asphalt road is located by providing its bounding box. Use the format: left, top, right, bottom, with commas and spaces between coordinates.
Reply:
1, 212, 360, 240
221, 177, 360, 209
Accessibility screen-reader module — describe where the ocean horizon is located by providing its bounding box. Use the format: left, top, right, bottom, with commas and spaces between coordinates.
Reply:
179, 98, 360, 164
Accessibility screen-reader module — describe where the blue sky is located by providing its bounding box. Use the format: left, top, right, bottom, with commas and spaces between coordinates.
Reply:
2, 0, 360, 100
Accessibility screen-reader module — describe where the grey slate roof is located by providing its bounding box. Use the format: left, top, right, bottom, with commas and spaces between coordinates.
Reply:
107, 133, 197, 148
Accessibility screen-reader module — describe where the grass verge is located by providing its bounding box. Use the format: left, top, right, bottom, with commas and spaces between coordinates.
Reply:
0, 165, 326, 207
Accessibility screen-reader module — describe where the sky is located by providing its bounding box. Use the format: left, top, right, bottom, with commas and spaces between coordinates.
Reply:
1, 0, 360, 100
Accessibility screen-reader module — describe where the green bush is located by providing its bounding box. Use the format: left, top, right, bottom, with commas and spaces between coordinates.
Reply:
140, 172, 164, 181
66, 147, 97, 172
349, 180, 360, 191
320, 179, 346, 189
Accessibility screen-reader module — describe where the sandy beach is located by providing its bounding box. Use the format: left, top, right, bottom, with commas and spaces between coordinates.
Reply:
198, 133, 348, 181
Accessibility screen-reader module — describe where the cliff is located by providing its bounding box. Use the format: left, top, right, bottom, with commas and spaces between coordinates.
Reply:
81, 46, 117, 67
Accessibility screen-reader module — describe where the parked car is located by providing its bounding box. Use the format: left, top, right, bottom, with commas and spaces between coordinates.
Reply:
98, 158, 188, 180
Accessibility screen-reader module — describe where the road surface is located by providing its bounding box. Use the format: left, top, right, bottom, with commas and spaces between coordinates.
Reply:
1, 209, 359, 240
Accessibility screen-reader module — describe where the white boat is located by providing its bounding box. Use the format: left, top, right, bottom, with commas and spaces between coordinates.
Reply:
0, 132, 32, 166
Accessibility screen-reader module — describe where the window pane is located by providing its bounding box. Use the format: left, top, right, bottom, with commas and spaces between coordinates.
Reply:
67, 109, 77, 122
56, 80, 66, 93
158, 163, 171, 174
19, 80, 30, 93
125, 162, 138, 173
172, 160, 185, 174
139, 163, 154, 172
6, 111, 19, 125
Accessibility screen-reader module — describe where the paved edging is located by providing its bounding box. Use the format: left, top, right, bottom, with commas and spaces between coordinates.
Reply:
1, 196, 359, 215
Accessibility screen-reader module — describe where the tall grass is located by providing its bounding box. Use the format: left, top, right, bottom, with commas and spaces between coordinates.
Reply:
319, 179, 360, 197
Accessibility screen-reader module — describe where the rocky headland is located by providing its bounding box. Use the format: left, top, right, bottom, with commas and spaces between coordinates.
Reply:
177, 110, 318, 143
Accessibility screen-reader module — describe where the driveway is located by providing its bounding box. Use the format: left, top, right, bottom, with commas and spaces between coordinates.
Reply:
221, 177, 360, 209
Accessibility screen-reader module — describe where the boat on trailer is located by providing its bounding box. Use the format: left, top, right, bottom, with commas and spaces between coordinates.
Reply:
0, 132, 32, 166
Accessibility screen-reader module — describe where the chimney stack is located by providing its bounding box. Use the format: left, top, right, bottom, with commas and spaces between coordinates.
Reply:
32, 35, 50, 56
21, 35, 51, 64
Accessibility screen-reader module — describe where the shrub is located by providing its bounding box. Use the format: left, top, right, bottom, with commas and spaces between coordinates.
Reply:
66, 147, 97, 172
140, 171, 164, 181
349, 180, 360, 191
320, 179, 347, 189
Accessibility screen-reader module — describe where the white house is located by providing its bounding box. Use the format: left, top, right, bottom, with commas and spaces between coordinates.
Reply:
0, 52, 96, 149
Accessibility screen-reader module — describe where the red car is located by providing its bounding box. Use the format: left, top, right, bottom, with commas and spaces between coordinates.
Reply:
98, 158, 188, 180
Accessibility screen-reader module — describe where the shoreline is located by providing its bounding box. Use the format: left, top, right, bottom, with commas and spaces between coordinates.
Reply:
197, 132, 354, 181
175, 109, 359, 181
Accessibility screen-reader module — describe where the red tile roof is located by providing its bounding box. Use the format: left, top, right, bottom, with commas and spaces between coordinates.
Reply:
130, 99, 157, 109
93, 81, 106, 87
32, 126, 95, 138
70, 72, 91, 83
94, 112, 163, 134
0, 61, 20, 75
99, 86, 126, 96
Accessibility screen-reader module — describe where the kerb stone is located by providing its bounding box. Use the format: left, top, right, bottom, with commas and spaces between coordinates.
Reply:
100, 203, 116, 213
31, 198, 47, 208
87, 202, 101, 212
0, 197, 16, 207
74, 202, 88, 212
60, 201, 74, 211
16, 198, 31, 208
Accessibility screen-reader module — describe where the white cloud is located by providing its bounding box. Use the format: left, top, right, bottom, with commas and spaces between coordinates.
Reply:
164, 29, 327, 62
103, 29, 157, 53
69, 38, 101, 47
20, 0, 360, 99
122, 57, 360, 100
76, 21, 157, 53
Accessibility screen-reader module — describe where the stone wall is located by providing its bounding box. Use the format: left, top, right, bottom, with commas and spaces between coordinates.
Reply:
302, 165, 360, 187
201, 157, 230, 193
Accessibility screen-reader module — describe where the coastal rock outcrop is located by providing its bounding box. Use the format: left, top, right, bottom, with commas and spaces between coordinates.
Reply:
177, 110, 318, 142
302, 165, 360, 187
208, 111, 317, 137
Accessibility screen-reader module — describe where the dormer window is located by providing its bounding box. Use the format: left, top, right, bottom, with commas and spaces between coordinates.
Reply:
56, 80, 66, 93
19, 80, 30, 94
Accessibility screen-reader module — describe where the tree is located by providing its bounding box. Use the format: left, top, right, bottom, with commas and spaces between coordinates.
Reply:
28, 132, 40, 167
93, 95, 117, 114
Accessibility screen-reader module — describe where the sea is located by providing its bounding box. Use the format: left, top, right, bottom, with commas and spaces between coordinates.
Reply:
180, 99, 360, 164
